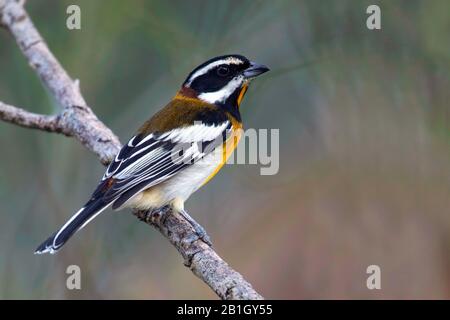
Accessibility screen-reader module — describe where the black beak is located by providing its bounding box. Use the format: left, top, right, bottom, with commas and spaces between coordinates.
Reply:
243, 61, 270, 79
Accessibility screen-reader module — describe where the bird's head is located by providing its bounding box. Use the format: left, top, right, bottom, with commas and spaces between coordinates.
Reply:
180, 54, 269, 106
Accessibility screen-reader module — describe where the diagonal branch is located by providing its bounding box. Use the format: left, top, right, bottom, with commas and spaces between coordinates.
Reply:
0, 0, 121, 165
0, 0, 263, 300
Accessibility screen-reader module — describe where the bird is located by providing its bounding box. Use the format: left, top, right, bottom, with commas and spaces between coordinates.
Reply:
35, 54, 269, 254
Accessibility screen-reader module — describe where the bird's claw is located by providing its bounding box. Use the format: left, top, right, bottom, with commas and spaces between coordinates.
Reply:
191, 223, 213, 247
178, 209, 213, 247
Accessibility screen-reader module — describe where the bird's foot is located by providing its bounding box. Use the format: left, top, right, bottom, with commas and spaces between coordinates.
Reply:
142, 205, 171, 225
190, 221, 213, 247
179, 209, 213, 247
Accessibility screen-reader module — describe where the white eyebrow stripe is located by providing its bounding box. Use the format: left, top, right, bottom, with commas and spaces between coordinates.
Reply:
186, 57, 244, 86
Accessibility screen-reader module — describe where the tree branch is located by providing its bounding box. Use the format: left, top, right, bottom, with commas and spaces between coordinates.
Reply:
0, 0, 263, 300
0, 100, 66, 133
0, 0, 121, 165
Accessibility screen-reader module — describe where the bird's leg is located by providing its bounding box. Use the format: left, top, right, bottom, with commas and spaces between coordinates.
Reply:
179, 209, 212, 246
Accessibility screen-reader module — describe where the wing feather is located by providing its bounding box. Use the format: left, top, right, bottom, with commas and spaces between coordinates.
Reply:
99, 121, 231, 207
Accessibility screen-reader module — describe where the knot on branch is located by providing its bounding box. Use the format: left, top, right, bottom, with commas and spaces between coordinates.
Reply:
0, 0, 26, 27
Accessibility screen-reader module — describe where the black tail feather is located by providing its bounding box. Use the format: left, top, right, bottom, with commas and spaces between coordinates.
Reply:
34, 200, 109, 254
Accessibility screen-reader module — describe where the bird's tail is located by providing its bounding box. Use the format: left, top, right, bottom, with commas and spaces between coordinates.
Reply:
34, 199, 110, 254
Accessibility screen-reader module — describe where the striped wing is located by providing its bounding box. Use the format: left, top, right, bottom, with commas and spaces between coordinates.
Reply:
98, 121, 231, 208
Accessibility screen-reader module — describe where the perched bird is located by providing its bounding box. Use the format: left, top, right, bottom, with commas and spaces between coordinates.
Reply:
35, 54, 269, 254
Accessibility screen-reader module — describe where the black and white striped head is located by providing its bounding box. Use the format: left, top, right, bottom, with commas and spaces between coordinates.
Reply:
182, 54, 269, 105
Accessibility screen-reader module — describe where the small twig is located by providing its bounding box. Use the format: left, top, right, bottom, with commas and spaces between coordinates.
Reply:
0, 0, 263, 299
0, 101, 66, 133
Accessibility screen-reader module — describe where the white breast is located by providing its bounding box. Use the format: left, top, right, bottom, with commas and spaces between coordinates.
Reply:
159, 146, 223, 201
125, 145, 223, 211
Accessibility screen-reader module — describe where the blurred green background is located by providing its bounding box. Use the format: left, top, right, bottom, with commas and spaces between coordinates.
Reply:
1, 0, 450, 299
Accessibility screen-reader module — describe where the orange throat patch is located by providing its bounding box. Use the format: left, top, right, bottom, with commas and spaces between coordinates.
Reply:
237, 83, 249, 107
200, 123, 243, 187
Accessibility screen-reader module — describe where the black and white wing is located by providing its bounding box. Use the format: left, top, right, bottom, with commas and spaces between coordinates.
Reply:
100, 121, 231, 209
35, 121, 231, 254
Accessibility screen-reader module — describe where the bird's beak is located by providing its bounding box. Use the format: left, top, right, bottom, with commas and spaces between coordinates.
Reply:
243, 61, 270, 79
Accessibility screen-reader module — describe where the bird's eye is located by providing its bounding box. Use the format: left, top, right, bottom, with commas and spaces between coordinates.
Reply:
217, 66, 230, 77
